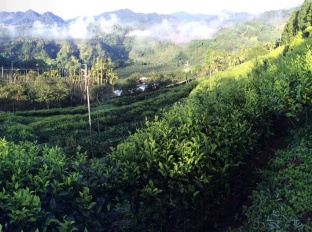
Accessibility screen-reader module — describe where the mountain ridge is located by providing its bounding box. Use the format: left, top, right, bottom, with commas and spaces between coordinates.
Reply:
0, 9, 66, 26
0, 8, 259, 27
0, 7, 297, 43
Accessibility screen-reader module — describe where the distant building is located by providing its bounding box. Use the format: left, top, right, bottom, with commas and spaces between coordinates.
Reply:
136, 84, 148, 92
113, 90, 123, 96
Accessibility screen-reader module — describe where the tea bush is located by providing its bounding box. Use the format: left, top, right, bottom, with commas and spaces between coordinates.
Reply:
2, 36, 312, 231
0, 81, 199, 157
234, 125, 312, 231
0, 139, 128, 231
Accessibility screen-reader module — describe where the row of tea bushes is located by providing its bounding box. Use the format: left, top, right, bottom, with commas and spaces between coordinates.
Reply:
233, 124, 312, 231
102, 38, 312, 230
2, 37, 312, 231
0, 139, 117, 231
0, 81, 199, 157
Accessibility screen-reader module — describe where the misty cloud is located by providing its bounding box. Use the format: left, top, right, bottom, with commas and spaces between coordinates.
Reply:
128, 13, 239, 43
3, 14, 121, 39
2, 11, 247, 43
67, 17, 93, 38
98, 14, 120, 33
128, 19, 219, 43
33, 16, 97, 39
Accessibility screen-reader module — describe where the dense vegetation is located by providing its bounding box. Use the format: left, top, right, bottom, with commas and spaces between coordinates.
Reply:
0, 8, 292, 75
1, 1, 312, 231
0, 81, 198, 157
282, 0, 312, 45
1, 36, 312, 230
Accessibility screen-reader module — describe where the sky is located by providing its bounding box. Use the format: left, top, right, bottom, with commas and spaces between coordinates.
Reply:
1, 0, 305, 19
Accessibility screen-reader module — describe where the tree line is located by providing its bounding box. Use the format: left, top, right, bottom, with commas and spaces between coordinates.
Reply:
282, 0, 312, 45
0, 57, 118, 111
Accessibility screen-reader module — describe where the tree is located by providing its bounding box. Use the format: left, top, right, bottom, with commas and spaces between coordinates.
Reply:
90, 85, 109, 101
183, 61, 193, 82
282, 0, 312, 44
27, 77, 54, 109
297, 0, 312, 31
56, 40, 79, 68
0, 55, 9, 67
245, 45, 268, 60
0, 83, 26, 112
204, 49, 217, 77
26, 70, 38, 81
90, 56, 118, 100
51, 78, 70, 108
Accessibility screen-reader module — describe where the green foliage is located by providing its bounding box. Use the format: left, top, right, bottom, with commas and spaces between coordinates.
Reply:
0, 4, 312, 230
90, 57, 117, 86
0, 81, 198, 157
3, 32, 312, 230
25, 76, 70, 109
0, 139, 122, 231
235, 125, 312, 231
0, 82, 27, 112
245, 45, 268, 60
103, 34, 312, 230
116, 63, 178, 78
282, 0, 312, 45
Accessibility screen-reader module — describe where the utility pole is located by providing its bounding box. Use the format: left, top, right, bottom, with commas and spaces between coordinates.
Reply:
183, 61, 191, 83
278, 33, 282, 56
11, 61, 13, 82
82, 64, 94, 159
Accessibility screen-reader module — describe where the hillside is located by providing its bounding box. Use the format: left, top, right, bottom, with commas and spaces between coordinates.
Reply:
1, 33, 312, 230
2, 1, 312, 231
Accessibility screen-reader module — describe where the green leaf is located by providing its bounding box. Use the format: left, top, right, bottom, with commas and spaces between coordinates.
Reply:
49, 198, 56, 210
58, 191, 68, 196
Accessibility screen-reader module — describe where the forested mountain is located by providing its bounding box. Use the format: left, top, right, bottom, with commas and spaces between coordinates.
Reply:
0, 8, 294, 37
172, 10, 254, 23
94, 8, 177, 26
0, 8, 255, 28
0, 7, 295, 71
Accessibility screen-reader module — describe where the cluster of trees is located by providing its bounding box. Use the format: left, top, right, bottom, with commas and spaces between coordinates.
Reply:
0, 55, 192, 111
0, 56, 118, 111
0, 40, 275, 112
0, 76, 69, 111
282, 0, 312, 44
203, 44, 272, 76
0, 36, 130, 70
